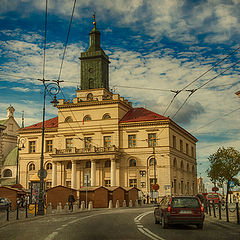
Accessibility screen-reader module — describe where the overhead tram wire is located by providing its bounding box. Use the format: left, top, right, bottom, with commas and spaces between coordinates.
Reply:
56, 0, 76, 85
191, 106, 240, 134
171, 59, 240, 120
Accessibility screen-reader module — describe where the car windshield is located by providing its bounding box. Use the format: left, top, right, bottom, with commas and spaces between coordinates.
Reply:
171, 198, 200, 208
213, 194, 219, 198
208, 194, 213, 198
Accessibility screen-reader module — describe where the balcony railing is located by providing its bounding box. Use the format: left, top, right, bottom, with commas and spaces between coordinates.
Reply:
52, 145, 119, 155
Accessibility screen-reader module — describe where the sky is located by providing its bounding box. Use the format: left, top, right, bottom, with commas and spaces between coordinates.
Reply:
0, 0, 240, 189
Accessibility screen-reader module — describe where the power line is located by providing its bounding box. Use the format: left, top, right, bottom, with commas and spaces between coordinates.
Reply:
42, 0, 48, 80
171, 60, 240, 120
57, 0, 76, 83
192, 106, 240, 133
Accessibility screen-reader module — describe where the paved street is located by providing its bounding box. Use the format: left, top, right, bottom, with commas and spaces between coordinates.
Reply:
0, 206, 240, 240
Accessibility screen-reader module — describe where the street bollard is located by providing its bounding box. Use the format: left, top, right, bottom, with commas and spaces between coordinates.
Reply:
208, 202, 211, 216
236, 202, 239, 224
25, 203, 28, 218
16, 204, 19, 220
6, 207, 9, 221
226, 202, 229, 222
218, 202, 221, 220
213, 202, 216, 218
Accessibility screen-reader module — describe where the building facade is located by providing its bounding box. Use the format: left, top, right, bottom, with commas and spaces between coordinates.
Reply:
0, 106, 20, 186
18, 21, 198, 197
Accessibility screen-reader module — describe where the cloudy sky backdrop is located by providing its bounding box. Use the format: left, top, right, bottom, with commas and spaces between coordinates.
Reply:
0, 0, 240, 188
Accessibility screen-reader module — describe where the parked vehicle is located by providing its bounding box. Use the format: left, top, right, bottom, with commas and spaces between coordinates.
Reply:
0, 198, 11, 210
207, 192, 222, 204
154, 196, 205, 229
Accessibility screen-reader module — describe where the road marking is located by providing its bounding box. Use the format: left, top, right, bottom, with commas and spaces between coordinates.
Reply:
135, 211, 166, 240
44, 232, 58, 240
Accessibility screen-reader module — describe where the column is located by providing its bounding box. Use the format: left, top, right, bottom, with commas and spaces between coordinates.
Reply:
71, 160, 76, 189
52, 162, 57, 187
76, 169, 81, 189
111, 158, 116, 186
91, 159, 96, 186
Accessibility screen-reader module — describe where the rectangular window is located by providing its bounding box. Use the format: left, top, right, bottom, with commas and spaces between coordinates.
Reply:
66, 138, 73, 149
148, 133, 156, 147
174, 179, 177, 194
191, 146, 194, 157
180, 140, 183, 152
186, 143, 189, 155
139, 170, 146, 177
173, 135, 176, 148
46, 182, 52, 189
128, 135, 136, 148
141, 182, 146, 188
29, 141, 36, 153
84, 137, 92, 150
104, 136, 111, 148
46, 140, 53, 153
129, 179, 137, 187
66, 181, 71, 188
104, 180, 111, 187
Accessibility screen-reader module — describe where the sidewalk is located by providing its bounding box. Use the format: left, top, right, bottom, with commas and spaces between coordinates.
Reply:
205, 214, 240, 231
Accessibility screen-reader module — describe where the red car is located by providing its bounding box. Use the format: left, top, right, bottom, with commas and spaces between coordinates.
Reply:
207, 192, 222, 204
154, 196, 205, 229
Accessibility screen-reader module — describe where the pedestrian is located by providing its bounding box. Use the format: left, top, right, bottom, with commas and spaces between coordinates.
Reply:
68, 191, 75, 212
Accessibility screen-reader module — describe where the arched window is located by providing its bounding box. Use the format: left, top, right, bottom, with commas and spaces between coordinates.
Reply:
83, 115, 91, 122
29, 163, 35, 171
103, 113, 111, 120
129, 159, 136, 167
181, 161, 184, 170
86, 161, 91, 168
3, 169, 12, 177
173, 158, 177, 167
87, 93, 93, 100
66, 162, 72, 169
149, 158, 156, 166
65, 116, 73, 123
46, 162, 52, 170
105, 160, 111, 168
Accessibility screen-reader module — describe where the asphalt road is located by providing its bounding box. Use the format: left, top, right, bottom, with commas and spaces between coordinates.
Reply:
0, 207, 239, 240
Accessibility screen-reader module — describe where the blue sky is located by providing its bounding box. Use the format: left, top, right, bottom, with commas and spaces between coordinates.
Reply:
0, 0, 240, 189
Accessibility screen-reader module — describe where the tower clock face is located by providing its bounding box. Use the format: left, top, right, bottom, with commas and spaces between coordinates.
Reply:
89, 68, 93, 73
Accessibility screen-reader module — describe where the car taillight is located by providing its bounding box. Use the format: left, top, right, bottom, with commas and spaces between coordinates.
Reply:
200, 205, 204, 212
167, 206, 171, 212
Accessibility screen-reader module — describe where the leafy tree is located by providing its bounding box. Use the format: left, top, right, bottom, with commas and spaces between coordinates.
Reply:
207, 147, 240, 202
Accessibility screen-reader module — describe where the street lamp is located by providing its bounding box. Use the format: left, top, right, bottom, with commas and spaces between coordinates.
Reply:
37, 80, 60, 215
16, 137, 26, 184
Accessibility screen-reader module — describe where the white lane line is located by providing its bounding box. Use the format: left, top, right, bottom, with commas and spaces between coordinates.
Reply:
135, 211, 166, 240
44, 232, 58, 240
138, 228, 158, 240
143, 228, 166, 240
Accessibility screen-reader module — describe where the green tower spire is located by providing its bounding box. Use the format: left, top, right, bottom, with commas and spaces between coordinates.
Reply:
80, 14, 110, 90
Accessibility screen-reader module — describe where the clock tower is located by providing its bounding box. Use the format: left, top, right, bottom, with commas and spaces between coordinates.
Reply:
80, 15, 110, 90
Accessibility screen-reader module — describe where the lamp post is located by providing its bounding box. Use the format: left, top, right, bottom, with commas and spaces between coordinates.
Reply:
37, 80, 60, 215
16, 137, 26, 184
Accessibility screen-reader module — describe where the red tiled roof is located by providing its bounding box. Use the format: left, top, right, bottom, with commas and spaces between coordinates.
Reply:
120, 108, 168, 123
21, 117, 58, 130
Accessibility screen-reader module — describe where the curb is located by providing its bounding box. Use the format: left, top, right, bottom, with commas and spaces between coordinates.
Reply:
205, 215, 240, 230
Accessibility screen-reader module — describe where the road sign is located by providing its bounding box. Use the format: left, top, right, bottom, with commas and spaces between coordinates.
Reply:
38, 169, 47, 179
229, 181, 235, 188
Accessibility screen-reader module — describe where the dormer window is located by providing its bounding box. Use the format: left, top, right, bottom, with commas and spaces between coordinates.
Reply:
65, 116, 73, 123
87, 93, 93, 100
83, 115, 92, 121
103, 113, 111, 120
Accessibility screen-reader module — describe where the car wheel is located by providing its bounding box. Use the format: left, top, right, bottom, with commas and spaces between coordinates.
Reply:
155, 217, 160, 224
161, 216, 168, 229
197, 223, 203, 229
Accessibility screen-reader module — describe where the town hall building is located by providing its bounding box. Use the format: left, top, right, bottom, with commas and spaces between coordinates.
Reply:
18, 20, 198, 198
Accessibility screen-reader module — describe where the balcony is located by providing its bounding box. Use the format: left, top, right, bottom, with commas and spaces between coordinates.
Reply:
51, 145, 119, 158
